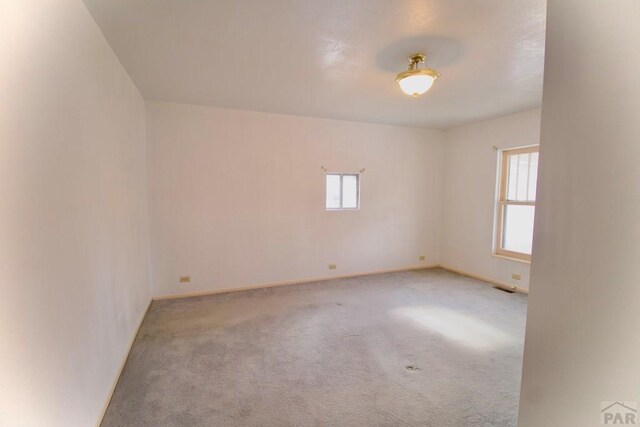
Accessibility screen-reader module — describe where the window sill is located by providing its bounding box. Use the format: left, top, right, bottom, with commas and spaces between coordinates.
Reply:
492, 253, 531, 265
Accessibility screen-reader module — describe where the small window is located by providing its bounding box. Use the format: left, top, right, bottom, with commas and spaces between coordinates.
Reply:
326, 173, 359, 210
495, 146, 539, 261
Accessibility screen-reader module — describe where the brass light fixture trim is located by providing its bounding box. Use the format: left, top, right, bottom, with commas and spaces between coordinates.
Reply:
396, 53, 440, 98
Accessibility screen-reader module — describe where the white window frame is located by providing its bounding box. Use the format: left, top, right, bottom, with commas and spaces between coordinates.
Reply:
494, 145, 539, 262
326, 173, 360, 211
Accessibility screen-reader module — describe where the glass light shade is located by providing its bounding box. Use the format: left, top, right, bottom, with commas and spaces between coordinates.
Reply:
396, 68, 439, 97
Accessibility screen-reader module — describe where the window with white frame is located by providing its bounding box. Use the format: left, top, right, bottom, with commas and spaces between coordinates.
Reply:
495, 146, 539, 261
326, 173, 359, 210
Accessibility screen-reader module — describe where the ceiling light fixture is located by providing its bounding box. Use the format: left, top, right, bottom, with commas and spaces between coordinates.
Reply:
396, 53, 440, 98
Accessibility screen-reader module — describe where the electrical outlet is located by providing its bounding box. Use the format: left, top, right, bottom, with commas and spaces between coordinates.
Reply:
179, 276, 191, 283
418, 255, 426, 261
512, 273, 521, 281
328, 264, 337, 270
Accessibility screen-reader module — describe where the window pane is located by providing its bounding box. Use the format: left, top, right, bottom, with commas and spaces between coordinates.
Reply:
342, 175, 358, 208
326, 174, 341, 209
507, 155, 518, 200
506, 151, 538, 202
502, 205, 535, 254
528, 152, 538, 201
516, 154, 529, 201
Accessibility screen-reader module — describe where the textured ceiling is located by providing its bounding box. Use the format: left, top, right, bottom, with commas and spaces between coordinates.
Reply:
83, 0, 546, 129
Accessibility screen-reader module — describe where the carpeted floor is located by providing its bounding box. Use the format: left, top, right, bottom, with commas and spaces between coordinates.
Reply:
101, 268, 527, 427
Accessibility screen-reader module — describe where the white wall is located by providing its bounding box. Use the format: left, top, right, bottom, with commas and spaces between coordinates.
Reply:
518, 1, 640, 426
0, 1, 151, 426
147, 101, 444, 297
441, 109, 541, 291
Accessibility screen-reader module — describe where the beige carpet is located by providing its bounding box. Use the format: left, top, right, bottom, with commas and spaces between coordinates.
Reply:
102, 268, 527, 426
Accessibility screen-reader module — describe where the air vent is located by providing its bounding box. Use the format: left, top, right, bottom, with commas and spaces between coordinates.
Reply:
494, 286, 515, 294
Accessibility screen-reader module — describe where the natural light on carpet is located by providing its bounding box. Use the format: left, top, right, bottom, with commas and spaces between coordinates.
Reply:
390, 306, 515, 351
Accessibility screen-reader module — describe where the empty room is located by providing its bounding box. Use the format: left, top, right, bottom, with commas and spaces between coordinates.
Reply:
2, 1, 639, 426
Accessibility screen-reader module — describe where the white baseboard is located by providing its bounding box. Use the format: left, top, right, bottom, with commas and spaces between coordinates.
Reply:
153, 264, 439, 300
96, 299, 152, 427
438, 264, 529, 294
152, 263, 528, 301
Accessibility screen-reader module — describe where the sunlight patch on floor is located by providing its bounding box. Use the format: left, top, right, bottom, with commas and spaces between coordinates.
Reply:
389, 305, 515, 351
